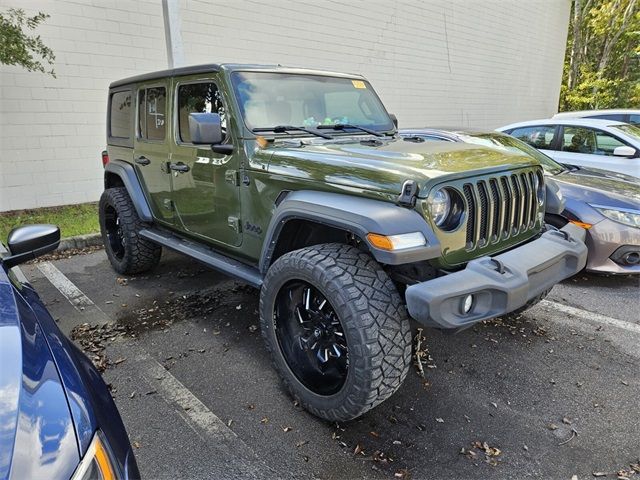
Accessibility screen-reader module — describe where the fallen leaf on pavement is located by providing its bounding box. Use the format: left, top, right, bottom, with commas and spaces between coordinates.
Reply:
282, 426, 292, 433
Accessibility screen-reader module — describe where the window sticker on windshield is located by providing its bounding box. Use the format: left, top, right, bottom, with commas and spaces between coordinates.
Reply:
351, 80, 366, 89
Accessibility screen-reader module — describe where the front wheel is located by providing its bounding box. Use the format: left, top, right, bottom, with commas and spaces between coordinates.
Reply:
260, 243, 412, 421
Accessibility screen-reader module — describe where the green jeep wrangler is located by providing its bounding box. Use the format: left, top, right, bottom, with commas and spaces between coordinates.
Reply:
101, 64, 587, 421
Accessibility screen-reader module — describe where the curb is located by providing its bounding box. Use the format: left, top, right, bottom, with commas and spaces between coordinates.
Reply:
58, 233, 103, 252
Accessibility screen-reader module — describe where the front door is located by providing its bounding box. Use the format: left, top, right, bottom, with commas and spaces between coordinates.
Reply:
169, 77, 241, 247
133, 82, 173, 225
554, 125, 634, 175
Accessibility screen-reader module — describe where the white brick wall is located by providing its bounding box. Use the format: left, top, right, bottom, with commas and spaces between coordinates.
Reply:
0, 0, 570, 211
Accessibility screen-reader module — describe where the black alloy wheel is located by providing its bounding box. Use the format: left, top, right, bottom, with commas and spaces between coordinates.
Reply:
274, 280, 348, 396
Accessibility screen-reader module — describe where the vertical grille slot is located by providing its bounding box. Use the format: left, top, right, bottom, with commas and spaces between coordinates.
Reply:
477, 181, 489, 246
510, 175, 522, 232
489, 179, 501, 241
463, 184, 476, 247
500, 177, 513, 235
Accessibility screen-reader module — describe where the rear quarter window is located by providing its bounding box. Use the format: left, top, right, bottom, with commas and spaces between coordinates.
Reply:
109, 90, 132, 138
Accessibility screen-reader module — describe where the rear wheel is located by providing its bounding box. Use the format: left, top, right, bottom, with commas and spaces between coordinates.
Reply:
99, 187, 161, 274
260, 243, 412, 421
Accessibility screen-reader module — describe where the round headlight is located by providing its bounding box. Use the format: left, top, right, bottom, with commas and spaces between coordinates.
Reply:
534, 173, 545, 206
431, 188, 451, 227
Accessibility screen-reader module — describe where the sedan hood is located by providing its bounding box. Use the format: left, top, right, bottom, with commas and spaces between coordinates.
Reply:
0, 275, 79, 480
554, 166, 640, 211
262, 136, 538, 197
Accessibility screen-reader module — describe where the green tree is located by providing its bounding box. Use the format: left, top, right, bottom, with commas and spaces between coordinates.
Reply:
0, 8, 55, 76
560, 0, 639, 111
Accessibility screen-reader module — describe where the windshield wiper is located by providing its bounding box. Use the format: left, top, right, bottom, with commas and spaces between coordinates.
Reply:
252, 125, 334, 140
316, 123, 385, 137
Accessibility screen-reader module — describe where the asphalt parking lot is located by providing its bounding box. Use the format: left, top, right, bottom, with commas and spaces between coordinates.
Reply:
23, 248, 640, 480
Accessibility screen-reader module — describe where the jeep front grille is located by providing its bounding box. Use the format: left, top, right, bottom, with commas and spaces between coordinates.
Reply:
463, 170, 539, 250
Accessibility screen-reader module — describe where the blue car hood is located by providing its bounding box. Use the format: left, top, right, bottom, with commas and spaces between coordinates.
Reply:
0, 274, 80, 480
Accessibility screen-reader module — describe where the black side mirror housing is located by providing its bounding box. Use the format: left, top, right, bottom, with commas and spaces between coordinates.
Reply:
188, 112, 223, 145
389, 113, 398, 129
3, 224, 60, 269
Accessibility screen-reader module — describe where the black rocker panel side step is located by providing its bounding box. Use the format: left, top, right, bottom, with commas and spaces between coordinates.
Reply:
139, 228, 263, 288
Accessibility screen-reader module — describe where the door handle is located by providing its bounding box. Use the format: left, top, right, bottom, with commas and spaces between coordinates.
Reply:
169, 162, 190, 173
135, 156, 150, 166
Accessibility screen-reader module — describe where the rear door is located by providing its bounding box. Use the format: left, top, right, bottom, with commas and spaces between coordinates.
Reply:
133, 81, 173, 225
169, 76, 241, 247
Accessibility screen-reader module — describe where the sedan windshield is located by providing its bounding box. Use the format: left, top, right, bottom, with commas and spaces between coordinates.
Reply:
231, 72, 394, 133
459, 133, 566, 175
612, 124, 640, 141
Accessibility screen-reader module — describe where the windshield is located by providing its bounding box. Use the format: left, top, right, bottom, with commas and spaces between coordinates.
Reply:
612, 124, 640, 141
459, 133, 566, 175
231, 72, 394, 133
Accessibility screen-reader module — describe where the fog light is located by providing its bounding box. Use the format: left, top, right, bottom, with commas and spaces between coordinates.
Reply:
460, 294, 474, 314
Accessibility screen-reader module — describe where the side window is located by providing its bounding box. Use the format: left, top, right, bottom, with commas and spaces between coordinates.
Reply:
628, 114, 640, 126
138, 87, 166, 141
509, 126, 556, 149
594, 129, 627, 155
177, 82, 226, 143
561, 126, 626, 156
109, 90, 132, 138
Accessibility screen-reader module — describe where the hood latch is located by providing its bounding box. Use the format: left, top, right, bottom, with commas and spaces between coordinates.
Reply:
397, 180, 419, 207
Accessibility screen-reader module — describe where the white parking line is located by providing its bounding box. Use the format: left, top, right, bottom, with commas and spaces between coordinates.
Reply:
541, 300, 640, 335
37, 261, 95, 310
36, 260, 275, 478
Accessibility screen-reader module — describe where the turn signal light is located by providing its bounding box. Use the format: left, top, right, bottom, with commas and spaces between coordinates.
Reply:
569, 220, 592, 229
367, 232, 427, 251
101, 150, 110, 167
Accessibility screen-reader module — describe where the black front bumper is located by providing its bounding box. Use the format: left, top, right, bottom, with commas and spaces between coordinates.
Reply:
405, 223, 588, 329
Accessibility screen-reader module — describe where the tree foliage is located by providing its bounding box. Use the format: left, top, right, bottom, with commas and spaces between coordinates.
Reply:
0, 8, 55, 76
560, 0, 639, 111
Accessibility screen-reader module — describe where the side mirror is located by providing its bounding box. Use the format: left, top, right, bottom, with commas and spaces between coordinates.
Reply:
613, 145, 636, 158
389, 113, 398, 128
188, 112, 223, 145
2, 224, 60, 269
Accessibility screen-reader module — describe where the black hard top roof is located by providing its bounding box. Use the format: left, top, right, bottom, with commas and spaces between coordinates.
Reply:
109, 63, 364, 89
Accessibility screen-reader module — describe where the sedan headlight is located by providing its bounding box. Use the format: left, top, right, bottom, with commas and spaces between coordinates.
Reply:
591, 204, 640, 229
430, 188, 451, 227
71, 431, 118, 480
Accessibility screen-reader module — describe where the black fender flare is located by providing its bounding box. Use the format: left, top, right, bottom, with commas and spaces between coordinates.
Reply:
259, 190, 441, 274
104, 160, 153, 222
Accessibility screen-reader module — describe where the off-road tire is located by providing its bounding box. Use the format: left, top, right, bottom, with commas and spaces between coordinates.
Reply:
260, 243, 412, 421
99, 187, 161, 274
504, 288, 551, 319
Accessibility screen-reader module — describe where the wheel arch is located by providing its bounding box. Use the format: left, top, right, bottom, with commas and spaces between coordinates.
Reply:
259, 190, 440, 274
104, 160, 153, 222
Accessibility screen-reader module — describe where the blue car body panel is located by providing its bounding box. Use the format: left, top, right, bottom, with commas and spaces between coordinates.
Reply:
0, 251, 139, 480
0, 269, 79, 480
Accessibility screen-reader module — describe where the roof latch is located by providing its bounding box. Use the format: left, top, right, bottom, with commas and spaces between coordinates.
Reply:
397, 180, 419, 207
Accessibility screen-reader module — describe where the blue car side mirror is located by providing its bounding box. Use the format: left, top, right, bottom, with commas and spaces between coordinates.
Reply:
3, 224, 60, 269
